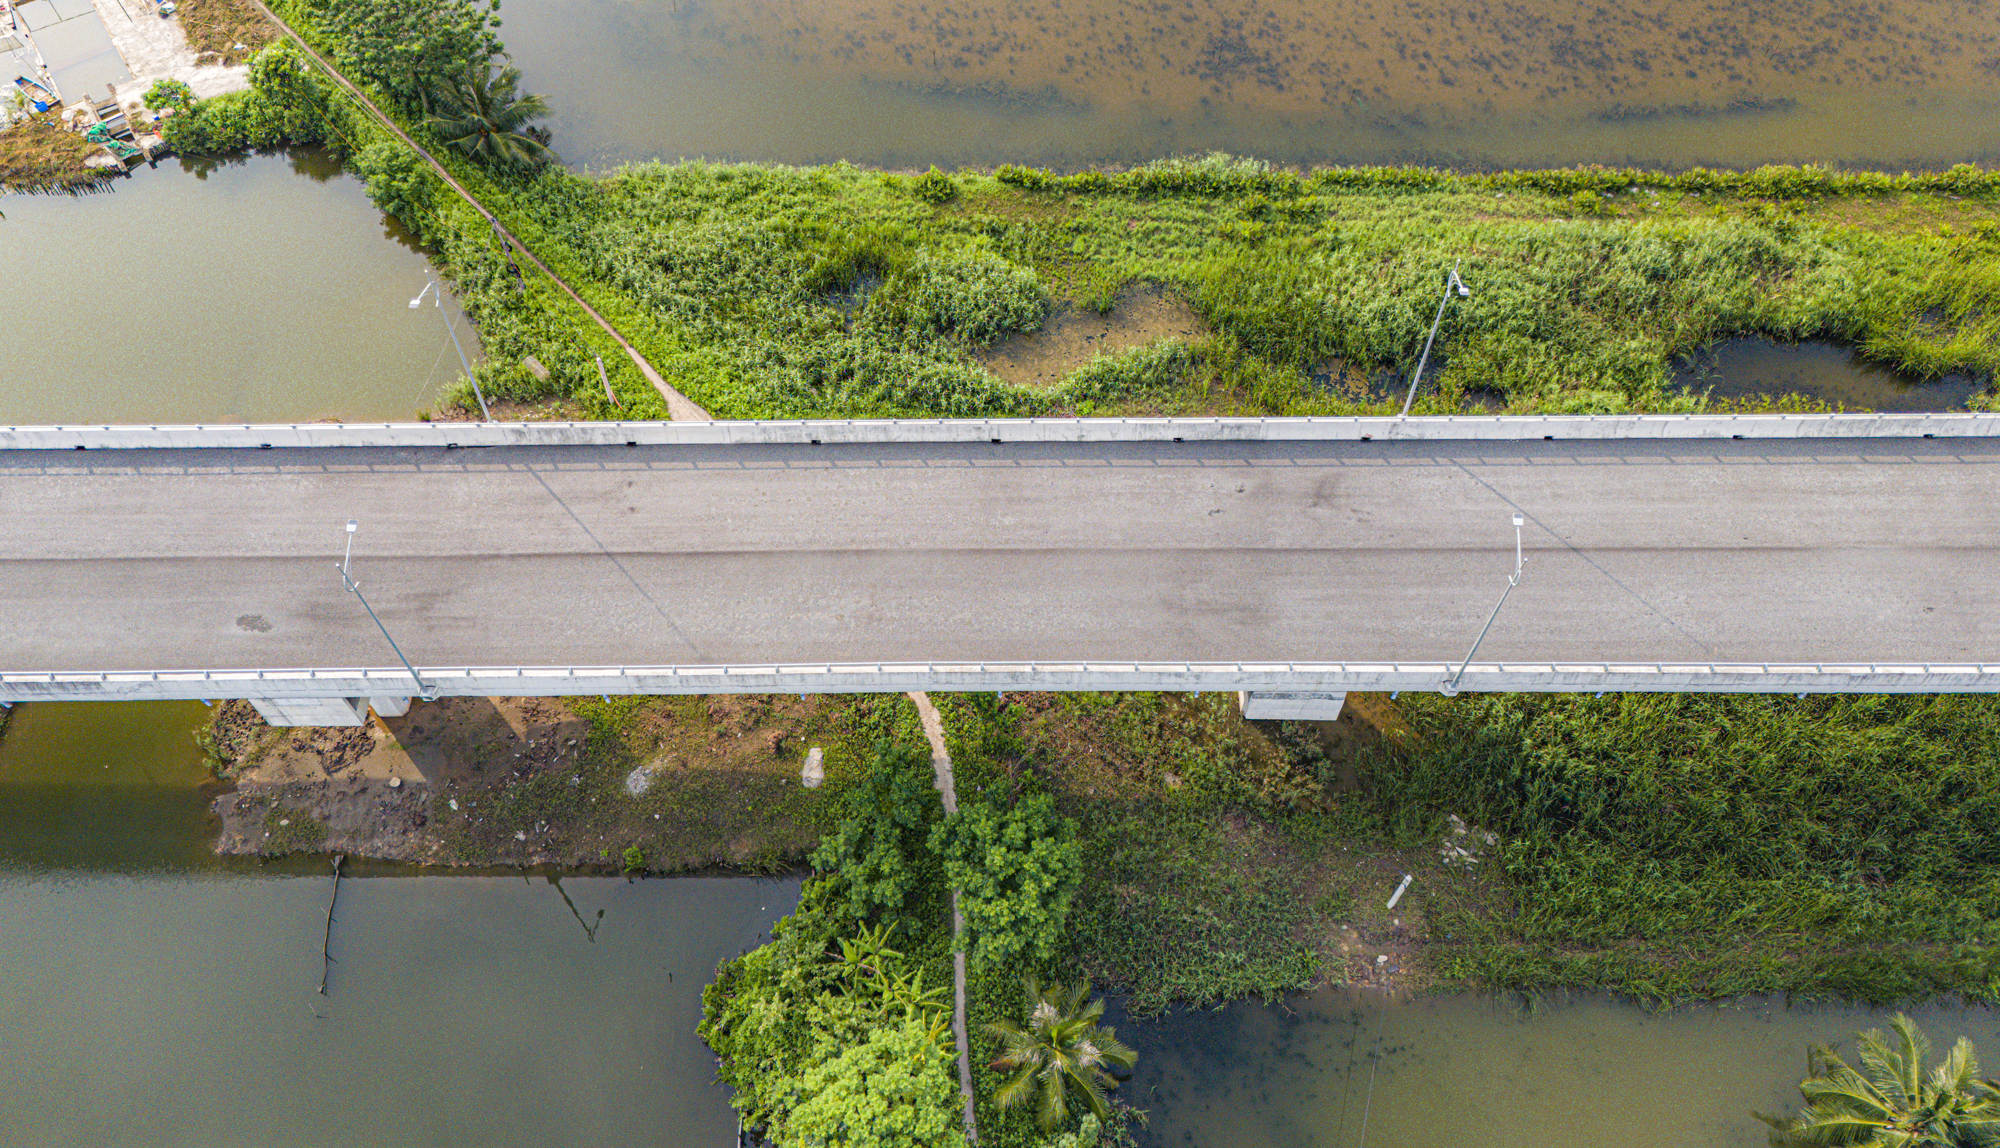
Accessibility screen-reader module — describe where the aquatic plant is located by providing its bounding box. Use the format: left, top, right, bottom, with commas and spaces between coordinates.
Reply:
1761, 1015, 2000, 1147
985, 976, 1137, 1132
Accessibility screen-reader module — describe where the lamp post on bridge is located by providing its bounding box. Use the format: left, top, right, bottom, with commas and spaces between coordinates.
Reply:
338, 519, 434, 701
1441, 511, 1525, 697
411, 276, 491, 422
1397, 259, 1471, 418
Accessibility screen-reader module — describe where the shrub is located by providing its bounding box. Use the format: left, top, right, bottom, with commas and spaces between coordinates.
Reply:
995, 163, 1055, 190
810, 741, 944, 924
912, 165, 957, 204
1053, 339, 1195, 403
143, 79, 194, 112
869, 246, 1048, 344
353, 140, 439, 240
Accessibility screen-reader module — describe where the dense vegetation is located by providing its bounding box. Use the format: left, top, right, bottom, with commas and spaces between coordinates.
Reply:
138, 0, 2000, 421
702, 719, 1129, 1148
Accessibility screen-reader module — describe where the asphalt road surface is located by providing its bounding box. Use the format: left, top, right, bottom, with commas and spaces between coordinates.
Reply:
1, 438, 1994, 672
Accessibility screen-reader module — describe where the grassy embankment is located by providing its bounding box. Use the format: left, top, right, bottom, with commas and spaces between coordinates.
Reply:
152, 28, 2000, 420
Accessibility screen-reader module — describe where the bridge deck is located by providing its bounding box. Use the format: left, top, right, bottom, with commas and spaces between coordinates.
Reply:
1, 438, 1994, 688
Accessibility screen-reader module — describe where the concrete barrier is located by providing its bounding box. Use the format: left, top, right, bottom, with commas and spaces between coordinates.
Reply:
5, 660, 1997, 706
2, 412, 1998, 451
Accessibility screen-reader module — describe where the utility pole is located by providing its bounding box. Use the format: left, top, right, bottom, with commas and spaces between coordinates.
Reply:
1442, 511, 1526, 696
337, 519, 434, 700
411, 277, 491, 421
1398, 259, 1471, 418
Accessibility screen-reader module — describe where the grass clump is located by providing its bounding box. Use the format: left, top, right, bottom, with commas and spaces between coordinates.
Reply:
260, 802, 327, 855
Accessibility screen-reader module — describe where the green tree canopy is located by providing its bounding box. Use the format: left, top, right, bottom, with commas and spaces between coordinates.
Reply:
811, 740, 944, 925
1763, 1014, 2000, 1147
315, 0, 504, 112
790, 1014, 970, 1148
931, 793, 1082, 971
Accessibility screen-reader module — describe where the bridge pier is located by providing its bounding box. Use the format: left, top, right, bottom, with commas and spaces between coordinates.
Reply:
1238, 690, 1348, 721
249, 697, 369, 726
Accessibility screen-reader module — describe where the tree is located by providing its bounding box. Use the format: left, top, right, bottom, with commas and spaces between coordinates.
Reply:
789, 1014, 970, 1148
421, 62, 553, 171
1763, 1014, 2000, 1147
811, 741, 943, 925
985, 977, 1136, 1133
931, 793, 1082, 971
319, 0, 505, 112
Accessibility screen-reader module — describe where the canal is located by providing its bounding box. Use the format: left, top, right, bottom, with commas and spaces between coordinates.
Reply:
499, 0, 2000, 171
0, 702, 801, 1148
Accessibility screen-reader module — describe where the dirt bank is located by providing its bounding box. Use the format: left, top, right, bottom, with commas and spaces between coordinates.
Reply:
207, 694, 868, 869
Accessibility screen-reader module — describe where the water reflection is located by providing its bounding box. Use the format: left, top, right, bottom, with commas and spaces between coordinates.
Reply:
1112, 989, 2000, 1148
503, 0, 2000, 169
0, 150, 475, 425
1676, 339, 1984, 412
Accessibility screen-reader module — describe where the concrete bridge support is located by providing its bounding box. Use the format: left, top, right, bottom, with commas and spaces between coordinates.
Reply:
1238, 690, 1348, 720
249, 697, 368, 726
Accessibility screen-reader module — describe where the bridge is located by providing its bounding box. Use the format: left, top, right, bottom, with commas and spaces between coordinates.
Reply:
2, 414, 1996, 724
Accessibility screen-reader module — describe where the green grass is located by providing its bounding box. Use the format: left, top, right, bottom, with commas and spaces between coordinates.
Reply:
260, 802, 328, 855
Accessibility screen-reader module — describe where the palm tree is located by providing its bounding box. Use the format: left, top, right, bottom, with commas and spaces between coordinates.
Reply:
1763, 1014, 2000, 1147
422, 62, 553, 171
984, 976, 1136, 1132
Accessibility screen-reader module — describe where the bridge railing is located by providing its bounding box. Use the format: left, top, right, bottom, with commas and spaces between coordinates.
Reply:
2, 412, 1997, 450
4, 660, 1998, 703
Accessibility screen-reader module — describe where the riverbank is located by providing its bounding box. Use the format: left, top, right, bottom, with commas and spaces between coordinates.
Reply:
203, 694, 893, 870
213, 686, 2000, 1014
107, 24, 1994, 423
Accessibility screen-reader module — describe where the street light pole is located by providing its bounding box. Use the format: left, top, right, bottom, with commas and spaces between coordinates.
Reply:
411, 278, 491, 422
1442, 511, 1526, 697
337, 519, 434, 701
1397, 259, 1471, 419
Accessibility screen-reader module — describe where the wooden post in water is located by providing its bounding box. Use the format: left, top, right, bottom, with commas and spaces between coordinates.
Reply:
318, 854, 344, 995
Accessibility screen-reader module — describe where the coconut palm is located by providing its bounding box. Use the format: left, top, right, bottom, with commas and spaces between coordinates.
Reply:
984, 976, 1136, 1132
421, 62, 552, 171
1763, 1014, 2000, 1147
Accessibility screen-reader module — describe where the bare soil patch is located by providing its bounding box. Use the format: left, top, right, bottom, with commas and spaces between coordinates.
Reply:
205, 695, 838, 870
977, 285, 1206, 390
173, 0, 279, 66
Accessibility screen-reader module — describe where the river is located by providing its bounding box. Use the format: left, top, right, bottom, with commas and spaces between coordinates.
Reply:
500, 0, 2000, 171
0, 150, 469, 426
1112, 990, 2000, 1148
0, 701, 801, 1147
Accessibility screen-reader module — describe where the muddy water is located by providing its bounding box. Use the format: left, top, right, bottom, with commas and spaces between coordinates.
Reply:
0, 703, 801, 1147
504, 0, 2000, 170
0, 150, 473, 425
1114, 989, 2000, 1148
1677, 339, 1986, 412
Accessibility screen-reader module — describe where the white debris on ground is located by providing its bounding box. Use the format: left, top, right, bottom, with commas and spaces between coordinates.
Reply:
800, 746, 824, 788
91, 0, 249, 109
623, 765, 656, 798
1441, 813, 1499, 867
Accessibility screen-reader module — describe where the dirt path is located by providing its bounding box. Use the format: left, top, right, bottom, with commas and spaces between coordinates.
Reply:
238, 0, 711, 421
910, 691, 978, 1145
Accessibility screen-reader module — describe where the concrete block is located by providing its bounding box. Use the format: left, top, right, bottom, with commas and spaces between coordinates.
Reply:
250, 696, 367, 727
1238, 690, 1347, 721
368, 695, 412, 717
